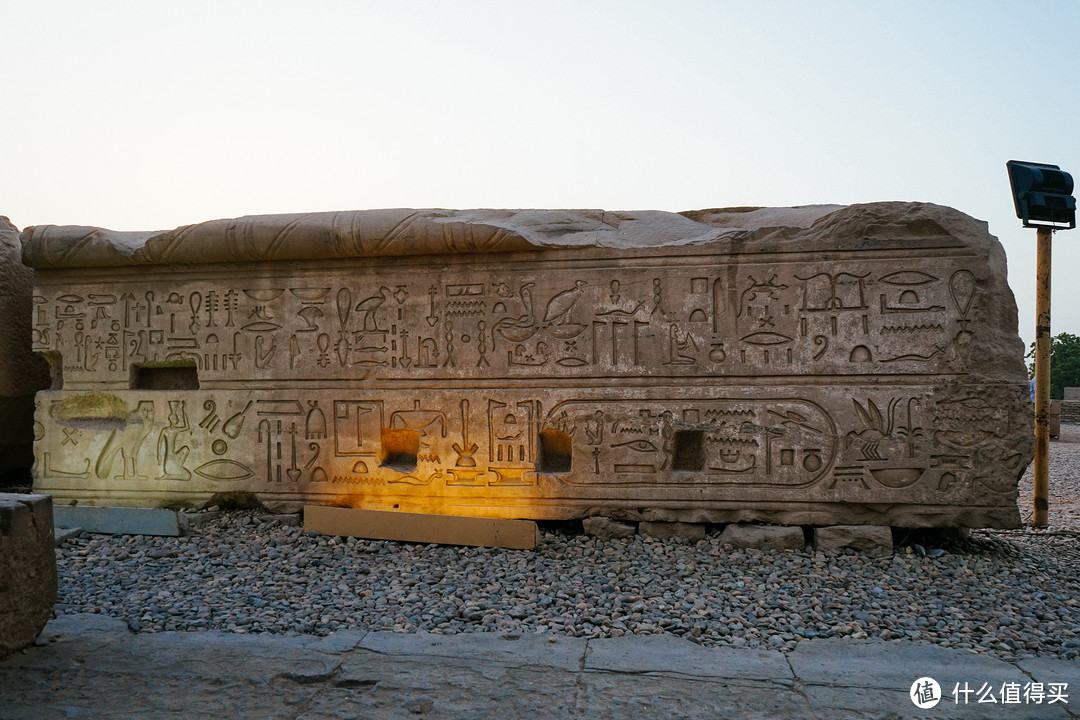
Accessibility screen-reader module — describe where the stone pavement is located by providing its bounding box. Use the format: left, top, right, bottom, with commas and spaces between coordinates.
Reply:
1, 614, 1076, 719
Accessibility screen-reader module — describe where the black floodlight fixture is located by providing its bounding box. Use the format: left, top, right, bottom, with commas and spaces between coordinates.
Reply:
1006, 160, 1076, 230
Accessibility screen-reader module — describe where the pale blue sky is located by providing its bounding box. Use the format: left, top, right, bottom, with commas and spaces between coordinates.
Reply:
3, 1, 1078, 350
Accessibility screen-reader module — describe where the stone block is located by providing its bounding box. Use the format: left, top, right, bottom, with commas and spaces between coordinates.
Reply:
638, 521, 705, 540
719, 523, 804, 550
25, 203, 1032, 528
0, 493, 57, 655
1063, 387, 1080, 402
0, 218, 51, 474
52, 505, 180, 536
1049, 399, 1060, 439
813, 525, 893, 554
582, 516, 636, 539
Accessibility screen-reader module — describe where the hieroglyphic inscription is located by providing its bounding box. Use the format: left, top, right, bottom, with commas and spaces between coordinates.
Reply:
31, 254, 984, 388
27, 204, 1031, 527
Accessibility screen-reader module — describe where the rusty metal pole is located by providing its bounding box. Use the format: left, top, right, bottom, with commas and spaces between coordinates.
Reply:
1033, 227, 1052, 527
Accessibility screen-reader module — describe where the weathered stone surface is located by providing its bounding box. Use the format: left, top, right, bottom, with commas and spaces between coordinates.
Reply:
0, 218, 50, 475
24, 203, 1032, 527
813, 524, 893, 554
18, 618, 1076, 720
0, 493, 57, 655
719, 523, 805, 550
582, 516, 636, 539
638, 520, 706, 540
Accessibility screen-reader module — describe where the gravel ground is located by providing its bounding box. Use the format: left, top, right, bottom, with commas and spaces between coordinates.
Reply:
53, 427, 1080, 663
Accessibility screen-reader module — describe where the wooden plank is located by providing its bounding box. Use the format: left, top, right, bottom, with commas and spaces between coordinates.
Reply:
303, 506, 539, 550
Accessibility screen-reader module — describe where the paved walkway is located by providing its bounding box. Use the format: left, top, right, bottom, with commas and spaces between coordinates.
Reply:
1, 614, 1076, 719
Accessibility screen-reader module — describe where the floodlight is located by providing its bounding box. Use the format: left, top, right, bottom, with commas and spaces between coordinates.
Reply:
1006, 160, 1075, 230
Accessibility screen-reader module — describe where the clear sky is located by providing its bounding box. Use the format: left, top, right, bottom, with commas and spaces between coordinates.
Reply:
3, 1, 1078, 351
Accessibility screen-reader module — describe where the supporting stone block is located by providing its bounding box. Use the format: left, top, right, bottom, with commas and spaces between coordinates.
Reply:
304, 505, 539, 550
814, 525, 893, 554
719, 523, 804, 550
583, 517, 636, 539
638, 521, 706, 541
52, 506, 181, 537
0, 493, 57, 656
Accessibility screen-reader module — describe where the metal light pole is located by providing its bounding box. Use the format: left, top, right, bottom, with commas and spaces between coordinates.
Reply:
1006, 160, 1075, 528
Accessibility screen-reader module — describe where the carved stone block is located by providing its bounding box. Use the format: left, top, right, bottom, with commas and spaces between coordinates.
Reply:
0, 493, 57, 655
22, 203, 1032, 527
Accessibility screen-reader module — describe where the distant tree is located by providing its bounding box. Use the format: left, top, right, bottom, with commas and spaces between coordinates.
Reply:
1027, 332, 1080, 400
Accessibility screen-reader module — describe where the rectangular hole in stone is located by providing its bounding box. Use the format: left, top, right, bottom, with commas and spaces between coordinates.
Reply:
538, 429, 572, 474
130, 362, 199, 390
672, 429, 704, 471
381, 428, 419, 473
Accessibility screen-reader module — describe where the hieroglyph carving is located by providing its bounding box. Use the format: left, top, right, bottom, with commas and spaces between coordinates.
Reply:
26, 204, 1032, 527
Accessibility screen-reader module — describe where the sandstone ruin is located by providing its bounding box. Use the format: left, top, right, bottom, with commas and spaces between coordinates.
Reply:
23, 203, 1032, 527
0, 218, 50, 477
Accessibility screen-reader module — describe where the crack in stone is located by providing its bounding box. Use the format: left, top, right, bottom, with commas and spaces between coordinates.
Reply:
567, 637, 591, 720
785, 652, 826, 720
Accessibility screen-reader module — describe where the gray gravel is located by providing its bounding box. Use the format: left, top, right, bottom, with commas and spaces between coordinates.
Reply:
53, 428, 1080, 664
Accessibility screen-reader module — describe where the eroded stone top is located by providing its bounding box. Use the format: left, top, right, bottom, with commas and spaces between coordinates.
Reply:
21, 203, 994, 268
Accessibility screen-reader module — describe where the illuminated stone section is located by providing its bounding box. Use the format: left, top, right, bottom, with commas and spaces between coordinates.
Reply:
23, 203, 1032, 527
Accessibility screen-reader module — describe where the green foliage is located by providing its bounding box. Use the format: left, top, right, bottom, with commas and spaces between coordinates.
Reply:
1027, 332, 1080, 400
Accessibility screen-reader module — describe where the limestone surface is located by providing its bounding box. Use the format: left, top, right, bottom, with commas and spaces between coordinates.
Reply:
0, 493, 56, 655
23, 203, 1032, 527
